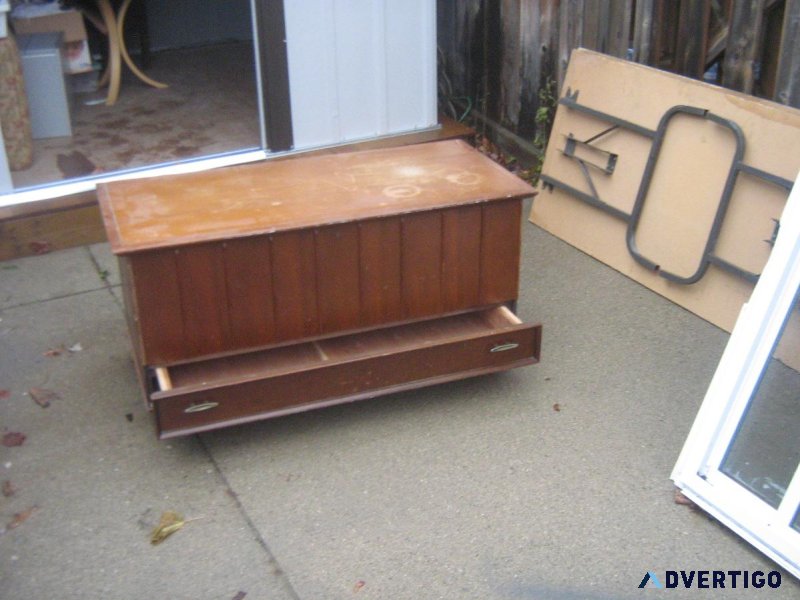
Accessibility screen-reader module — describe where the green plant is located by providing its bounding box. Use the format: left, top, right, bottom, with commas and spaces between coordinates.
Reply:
531, 78, 557, 183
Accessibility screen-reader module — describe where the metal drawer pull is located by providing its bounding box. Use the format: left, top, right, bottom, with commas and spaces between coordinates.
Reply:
490, 342, 519, 353
184, 402, 219, 413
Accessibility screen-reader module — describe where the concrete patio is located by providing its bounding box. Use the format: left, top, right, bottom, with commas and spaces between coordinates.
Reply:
1, 200, 798, 599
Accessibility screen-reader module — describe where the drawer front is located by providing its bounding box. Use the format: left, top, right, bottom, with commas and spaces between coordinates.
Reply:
154, 323, 541, 438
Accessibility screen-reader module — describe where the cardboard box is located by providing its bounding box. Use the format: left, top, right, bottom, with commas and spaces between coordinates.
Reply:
11, 8, 92, 74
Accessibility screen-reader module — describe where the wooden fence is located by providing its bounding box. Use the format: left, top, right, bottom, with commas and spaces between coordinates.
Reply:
437, 0, 800, 164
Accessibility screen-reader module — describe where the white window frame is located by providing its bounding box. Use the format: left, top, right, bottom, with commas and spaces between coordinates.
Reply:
672, 172, 800, 579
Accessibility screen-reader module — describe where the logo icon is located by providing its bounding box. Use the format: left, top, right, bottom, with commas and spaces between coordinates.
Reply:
638, 571, 664, 589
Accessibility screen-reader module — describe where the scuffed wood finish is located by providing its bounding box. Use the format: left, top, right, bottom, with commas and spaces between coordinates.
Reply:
442, 205, 482, 311
223, 237, 275, 349
358, 218, 403, 326
401, 212, 444, 318
103, 140, 540, 437
175, 243, 231, 357
480, 199, 521, 304
98, 140, 532, 254
270, 229, 319, 342
315, 223, 361, 331
128, 250, 185, 362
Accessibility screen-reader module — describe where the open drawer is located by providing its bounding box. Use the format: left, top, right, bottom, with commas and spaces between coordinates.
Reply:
149, 306, 542, 438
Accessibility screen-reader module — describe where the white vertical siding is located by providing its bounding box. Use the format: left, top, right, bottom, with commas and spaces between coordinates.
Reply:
385, 0, 437, 133
284, 0, 437, 150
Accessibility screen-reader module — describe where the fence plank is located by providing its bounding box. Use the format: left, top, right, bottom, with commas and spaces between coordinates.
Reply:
722, 0, 765, 94
558, 0, 585, 91
583, 1, 602, 51
500, 0, 523, 129
676, 0, 711, 78
609, 0, 634, 58
540, 0, 560, 90
517, 0, 542, 138
455, 1, 481, 107
775, 0, 800, 105
632, 0, 655, 63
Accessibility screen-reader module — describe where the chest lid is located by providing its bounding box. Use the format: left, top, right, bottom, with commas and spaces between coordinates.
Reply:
98, 140, 534, 254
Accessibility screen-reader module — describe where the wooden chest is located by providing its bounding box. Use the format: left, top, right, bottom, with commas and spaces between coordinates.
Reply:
99, 140, 542, 438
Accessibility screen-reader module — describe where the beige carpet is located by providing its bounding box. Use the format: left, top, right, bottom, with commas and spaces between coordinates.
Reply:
12, 41, 260, 190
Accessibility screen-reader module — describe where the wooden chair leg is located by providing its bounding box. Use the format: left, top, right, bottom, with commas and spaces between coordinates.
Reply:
96, 0, 122, 106
117, 0, 168, 89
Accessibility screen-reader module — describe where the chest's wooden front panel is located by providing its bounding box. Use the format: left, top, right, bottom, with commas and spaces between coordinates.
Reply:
127, 199, 522, 365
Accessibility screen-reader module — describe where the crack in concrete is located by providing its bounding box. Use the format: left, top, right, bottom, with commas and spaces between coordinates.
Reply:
0, 285, 114, 312
196, 434, 302, 600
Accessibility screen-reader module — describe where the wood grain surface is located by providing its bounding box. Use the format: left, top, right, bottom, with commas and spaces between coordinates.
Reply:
99, 140, 534, 253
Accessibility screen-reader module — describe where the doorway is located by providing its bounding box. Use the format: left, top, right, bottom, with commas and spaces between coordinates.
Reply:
10, 0, 261, 190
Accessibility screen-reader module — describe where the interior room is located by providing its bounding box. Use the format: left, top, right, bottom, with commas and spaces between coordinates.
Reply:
8, 0, 260, 190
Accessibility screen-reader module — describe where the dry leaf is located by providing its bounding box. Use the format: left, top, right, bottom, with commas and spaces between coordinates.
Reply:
2, 432, 26, 447
0, 390, 10, 400
29, 241, 51, 255
231, 593, 247, 600
150, 511, 185, 545
552, 403, 561, 412
674, 489, 699, 510
353, 580, 366, 593
7, 506, 38, 530
2, 480, 16, 497
29, 388, 61, 408
42, 346, 65, 357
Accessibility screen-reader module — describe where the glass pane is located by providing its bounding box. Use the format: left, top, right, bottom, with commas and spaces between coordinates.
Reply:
10, 2, 260, 190
720, 303, 800, 508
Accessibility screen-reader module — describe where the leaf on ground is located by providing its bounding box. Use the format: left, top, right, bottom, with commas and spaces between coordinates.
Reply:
150, 510, 185, 545
231, 592, 247, 600
0, 390, 10, 400
2, 480, 16, 497
552, 403, 561, 412
674, 489, 700, 510
29, 241, 52, 255
2, 432, 26, 447
7, 505, 38, 530
29, 388, 61, 408
42, 346, 65, 357
68, 343, 83, 353
353, 580, 366, 593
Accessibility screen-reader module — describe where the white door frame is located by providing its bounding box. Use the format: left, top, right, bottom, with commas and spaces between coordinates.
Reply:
672, 172, 800, 578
